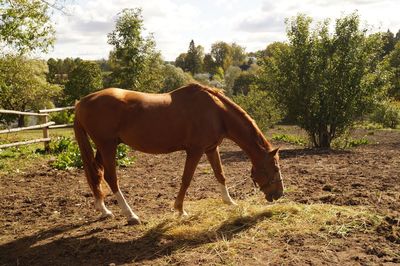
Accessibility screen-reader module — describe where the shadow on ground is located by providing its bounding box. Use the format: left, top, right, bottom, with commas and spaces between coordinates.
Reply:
0, 210, 274, 265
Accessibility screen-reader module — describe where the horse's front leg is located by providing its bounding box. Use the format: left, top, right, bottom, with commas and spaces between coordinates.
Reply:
174, 150, 203, 216
206, 147, 237, 205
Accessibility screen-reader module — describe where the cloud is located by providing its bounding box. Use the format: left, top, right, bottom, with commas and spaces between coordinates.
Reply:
45, 0, 400, 60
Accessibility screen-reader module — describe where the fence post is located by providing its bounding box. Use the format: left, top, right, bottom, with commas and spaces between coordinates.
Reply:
42, 114, 50, 152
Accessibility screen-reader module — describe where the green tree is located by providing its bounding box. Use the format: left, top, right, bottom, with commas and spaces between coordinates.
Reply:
64, 61, 103, 104
107, 8, 164, 92
211, 41, 233, 71
185, 40, 203, 74
386, 42, 400, 99
161, 64, 192, 92
231, 43, 246, 66
0, 0, 55, 54
175, 53, 187, 70
233, 87, 282, 131
382, 30, 396, 56
264, 13, 384, 148
203, 53, 217, 75
224, 66, 242, 95
232, 71, 257, 95
0, 55, 61, 126
47, 57, 81, 85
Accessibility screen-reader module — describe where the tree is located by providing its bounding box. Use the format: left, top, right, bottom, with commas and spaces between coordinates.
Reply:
224, 66, 242, 95
233, 87, 282, 131
231, 43, 246, 66
203, 53, 217, 75
382, 30, 396, 56
264, 13, 384, 148
185, 40, 203, 74
107, 8, 164, 92
386, 42, 400, 99
175, 53, 187, 70
47, 57, 81, 85
64, 61, 103, 104
0, 55, 61, 126
211, 41, 233, 71
232, 71, 257, 95
0, 0, 55, 54
161, 64, 192, 92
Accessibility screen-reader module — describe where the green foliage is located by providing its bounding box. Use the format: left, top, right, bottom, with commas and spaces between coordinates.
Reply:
233, 87, 282, 131
50, 110, 74, 125
332, 135, 370, 149
161, 64, 192, 92
64, 61, 103, 103
0, 0, 55, 54
107, 8, 164, 92
185, 40, 203, 75
386, 42, 400, 100
232, 71, 257, 95
47, 57, 82, 86
263, 13, 385, 148
370, 101, 400, 128
272, 133, 307, 146
211, 41, 233, 71
0, 55, 61, 125
224, 66, 242, 95
50, 137, 135, 170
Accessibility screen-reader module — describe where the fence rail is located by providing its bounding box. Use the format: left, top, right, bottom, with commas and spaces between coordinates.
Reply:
0, 106, 75, 150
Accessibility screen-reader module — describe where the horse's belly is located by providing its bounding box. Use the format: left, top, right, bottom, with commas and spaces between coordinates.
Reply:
119, 129, 186, 154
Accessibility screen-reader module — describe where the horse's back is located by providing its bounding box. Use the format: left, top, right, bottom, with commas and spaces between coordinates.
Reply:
75, 85, 226, 153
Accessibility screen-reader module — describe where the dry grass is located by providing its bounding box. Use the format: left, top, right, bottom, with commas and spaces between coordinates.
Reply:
123, 197, 382, 264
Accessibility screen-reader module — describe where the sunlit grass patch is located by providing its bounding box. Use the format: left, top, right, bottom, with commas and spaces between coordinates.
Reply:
130, 198, 381, 264
140, 197, 381, 243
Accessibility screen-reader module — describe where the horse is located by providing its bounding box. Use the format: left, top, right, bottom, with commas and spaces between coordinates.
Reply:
74, 83, 284, 225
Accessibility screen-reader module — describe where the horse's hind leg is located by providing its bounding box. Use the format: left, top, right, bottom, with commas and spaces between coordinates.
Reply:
206, 147, 237, 205
99, 142, 141, 225
93, 152, 114, 218
174, 150, 203, 216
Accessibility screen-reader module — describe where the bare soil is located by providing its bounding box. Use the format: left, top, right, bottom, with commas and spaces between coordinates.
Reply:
0, 127, 399, 265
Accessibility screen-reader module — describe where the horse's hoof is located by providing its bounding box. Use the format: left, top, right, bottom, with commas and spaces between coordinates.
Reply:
100, 212, 114, 219
127, 217, 141, 225
178, 210, 188, 218
224, 199, 238, 206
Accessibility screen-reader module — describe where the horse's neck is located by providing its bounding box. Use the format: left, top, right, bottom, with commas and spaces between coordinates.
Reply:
224, 112, 271, 166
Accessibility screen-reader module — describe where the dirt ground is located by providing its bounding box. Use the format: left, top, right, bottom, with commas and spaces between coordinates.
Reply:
0, 127, 399, 265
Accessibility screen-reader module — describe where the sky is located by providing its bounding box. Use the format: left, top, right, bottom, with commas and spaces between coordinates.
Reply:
46, 0, 400, 61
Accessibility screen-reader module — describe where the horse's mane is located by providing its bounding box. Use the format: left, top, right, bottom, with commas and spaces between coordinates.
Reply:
190, 83, 273, 152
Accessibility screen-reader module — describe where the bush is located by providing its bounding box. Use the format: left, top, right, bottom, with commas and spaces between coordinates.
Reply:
370, 102, 400, 129
50, 137, 134, 170
50, 110, 74, 125
272, 133, 307, 146
233, 87, 283, 131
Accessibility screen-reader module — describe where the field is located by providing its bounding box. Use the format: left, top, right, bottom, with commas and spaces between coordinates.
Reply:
0, 126, 399, 265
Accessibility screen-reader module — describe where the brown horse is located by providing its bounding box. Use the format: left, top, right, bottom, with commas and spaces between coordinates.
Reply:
74, 83, 283, 225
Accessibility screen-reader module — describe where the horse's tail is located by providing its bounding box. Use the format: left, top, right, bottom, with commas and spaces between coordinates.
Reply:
74, 107, 104, 199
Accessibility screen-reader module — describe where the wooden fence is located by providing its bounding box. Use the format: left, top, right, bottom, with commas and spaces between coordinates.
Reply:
0, 106, 74, 150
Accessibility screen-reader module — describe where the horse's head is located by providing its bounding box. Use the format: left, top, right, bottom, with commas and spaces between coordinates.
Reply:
251, 148, 284, 202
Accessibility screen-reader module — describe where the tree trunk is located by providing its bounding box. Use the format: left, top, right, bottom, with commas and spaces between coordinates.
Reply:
17, 115, 25, 127
318, 128, 331, 148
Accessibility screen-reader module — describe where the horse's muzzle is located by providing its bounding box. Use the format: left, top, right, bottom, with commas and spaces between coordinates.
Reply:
265, 190, 284, 202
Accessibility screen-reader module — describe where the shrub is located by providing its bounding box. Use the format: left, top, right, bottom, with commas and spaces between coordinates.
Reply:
272, 133, 307, 146
233, 87, 283, 131
50, 110, 74, 125
370, 102, 400, 129
263, 13, 384, 148
50, 137, 134, 170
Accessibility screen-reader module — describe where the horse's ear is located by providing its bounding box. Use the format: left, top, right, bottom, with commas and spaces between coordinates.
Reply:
269, 147, 280, 157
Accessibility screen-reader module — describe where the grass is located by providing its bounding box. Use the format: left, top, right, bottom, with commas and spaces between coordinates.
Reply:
127, 197, 382, 264
0, 128, 74, 174
272, 133, 308, 146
